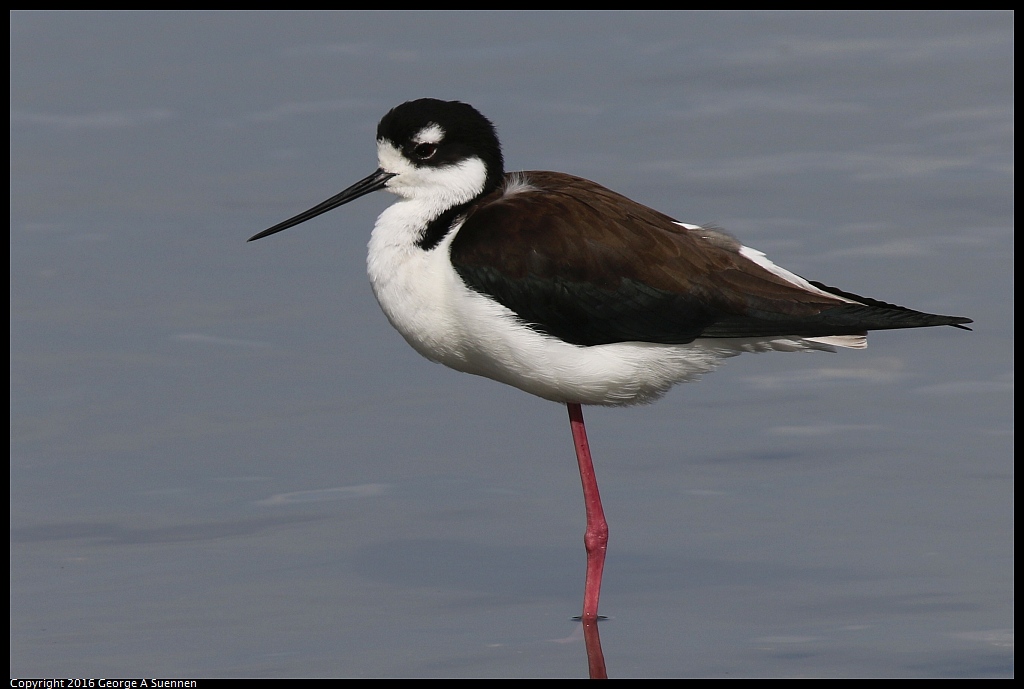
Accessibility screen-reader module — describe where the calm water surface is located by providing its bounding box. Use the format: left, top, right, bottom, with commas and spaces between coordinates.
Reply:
11, 11, 1013, 678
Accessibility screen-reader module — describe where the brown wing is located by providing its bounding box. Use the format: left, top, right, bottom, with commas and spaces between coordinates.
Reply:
449, 172, 971, 346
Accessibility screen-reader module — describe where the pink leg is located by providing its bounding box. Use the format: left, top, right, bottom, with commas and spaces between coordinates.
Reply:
567, 402, 609, 622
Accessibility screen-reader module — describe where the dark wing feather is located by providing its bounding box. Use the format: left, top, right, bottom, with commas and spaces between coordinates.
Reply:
449, 172, 972, 346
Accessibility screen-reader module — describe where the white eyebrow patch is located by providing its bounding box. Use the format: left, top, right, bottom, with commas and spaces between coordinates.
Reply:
413, 123, 445, 144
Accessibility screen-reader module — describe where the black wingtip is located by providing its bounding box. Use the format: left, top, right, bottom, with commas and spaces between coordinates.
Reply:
808, 280, 973, 332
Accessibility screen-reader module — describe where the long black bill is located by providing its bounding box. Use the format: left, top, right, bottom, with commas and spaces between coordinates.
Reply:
247, 168, 396, 242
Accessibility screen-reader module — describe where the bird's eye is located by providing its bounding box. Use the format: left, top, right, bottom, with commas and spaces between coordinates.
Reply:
412, 143, 438, 160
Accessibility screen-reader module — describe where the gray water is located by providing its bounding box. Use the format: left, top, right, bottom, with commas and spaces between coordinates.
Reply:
10, 11, 1013, 678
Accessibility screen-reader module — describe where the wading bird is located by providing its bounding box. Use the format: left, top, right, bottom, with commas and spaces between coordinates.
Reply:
249, 98, 971, 630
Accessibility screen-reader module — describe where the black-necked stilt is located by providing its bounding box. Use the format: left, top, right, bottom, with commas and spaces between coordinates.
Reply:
248, 98, 972, 624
